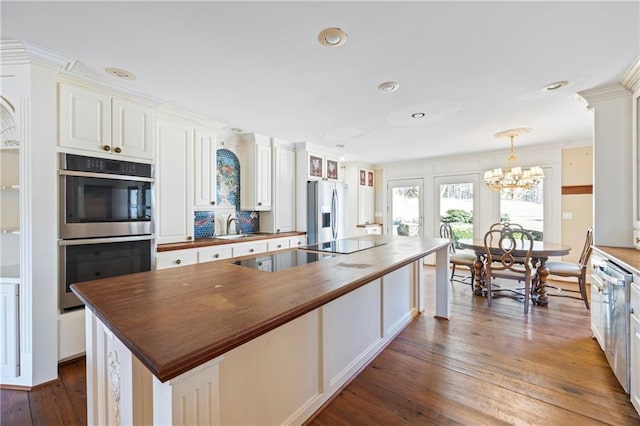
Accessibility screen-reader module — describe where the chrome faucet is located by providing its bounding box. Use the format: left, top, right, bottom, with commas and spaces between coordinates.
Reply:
226, 214, 237, 235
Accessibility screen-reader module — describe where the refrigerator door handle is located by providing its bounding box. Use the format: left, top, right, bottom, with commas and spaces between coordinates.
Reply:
331, 188, 338, 240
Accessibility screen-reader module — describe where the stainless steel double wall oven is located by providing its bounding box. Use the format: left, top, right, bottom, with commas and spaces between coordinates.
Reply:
59, 154, 153, 311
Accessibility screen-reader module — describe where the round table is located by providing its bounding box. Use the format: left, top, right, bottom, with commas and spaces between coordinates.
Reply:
457, 238, 571, 305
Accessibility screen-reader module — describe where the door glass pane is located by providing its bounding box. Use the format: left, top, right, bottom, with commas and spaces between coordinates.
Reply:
391, 186, 420, 237
500, 186, 544, 240
439, 183, 473, 245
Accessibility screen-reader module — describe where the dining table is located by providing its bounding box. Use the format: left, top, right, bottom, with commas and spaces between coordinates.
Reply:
458, 238, 571, 305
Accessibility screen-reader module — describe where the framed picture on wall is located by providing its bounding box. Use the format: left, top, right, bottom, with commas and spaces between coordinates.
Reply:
308, 154, 323, 179
326, 159, 339, 180
359, 169, 366, 186
367, 170, 374, 187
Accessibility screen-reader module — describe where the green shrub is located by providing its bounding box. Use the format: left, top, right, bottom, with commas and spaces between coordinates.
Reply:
441, 209, 473, 224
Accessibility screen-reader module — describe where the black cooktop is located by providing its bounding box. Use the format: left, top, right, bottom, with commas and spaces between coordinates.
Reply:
231, 250, 334, 272
301, 239, 387, 254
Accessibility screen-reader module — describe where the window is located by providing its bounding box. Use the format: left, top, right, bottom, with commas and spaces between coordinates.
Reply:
439, 182, 474, 244
500, 186, 544, 240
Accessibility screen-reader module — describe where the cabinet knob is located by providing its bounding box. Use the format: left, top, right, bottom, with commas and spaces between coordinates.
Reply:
298, 241, 302, 245
187, 236, 193, 241
276, 228, 280, 233
636, 237, 640, 244
214, 253, 219, 258
176, 259, 182, 265
249, 248, 254, 253
211, 201, 216, 205
103, 145, 111, 152
114, 147, 122, 153
277, 244, 281, 248
258, 202, 262, 206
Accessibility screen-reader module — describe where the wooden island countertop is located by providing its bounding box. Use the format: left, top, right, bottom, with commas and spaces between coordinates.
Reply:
72, 235, 450, 383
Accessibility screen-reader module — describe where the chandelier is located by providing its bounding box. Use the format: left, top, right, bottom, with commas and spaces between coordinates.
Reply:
484, 127, 544, 192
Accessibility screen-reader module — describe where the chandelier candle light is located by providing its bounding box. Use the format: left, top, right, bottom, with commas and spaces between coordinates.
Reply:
484, 127, 544, 192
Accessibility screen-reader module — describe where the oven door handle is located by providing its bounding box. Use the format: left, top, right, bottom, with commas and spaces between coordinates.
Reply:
59, 169, 155, 183
59, 235, 154, 246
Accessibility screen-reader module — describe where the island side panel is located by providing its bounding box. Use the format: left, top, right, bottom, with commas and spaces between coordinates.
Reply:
435, 244, 451, 319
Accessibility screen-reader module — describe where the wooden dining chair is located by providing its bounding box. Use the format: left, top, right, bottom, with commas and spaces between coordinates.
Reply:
543, 228, 593, 309
483, 225, 535, 314
439, 222, 476, 288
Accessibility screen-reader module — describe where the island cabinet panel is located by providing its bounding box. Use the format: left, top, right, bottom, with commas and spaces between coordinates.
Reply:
383, 266, 413, 337
218, 310, 321, 425
323, 278, 382, 388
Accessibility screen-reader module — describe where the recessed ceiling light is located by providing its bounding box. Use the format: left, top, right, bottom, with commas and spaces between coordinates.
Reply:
335, 144, 345, 148
411, 112, 426, 119
229, 127, 243, 133
318, 28, 347, 48
105, 67, 135, 80
378, 81, 399, 93
542, 80, 569, 91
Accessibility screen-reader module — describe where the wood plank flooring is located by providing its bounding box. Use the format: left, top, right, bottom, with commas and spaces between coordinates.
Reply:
2, 267, 638, 425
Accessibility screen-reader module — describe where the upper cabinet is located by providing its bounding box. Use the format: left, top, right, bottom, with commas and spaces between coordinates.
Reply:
193, 128, 218, 209
261, 140, 295, 233
306, 152, 340, 181
240, 133, 272, 211
156, 117, 194, 244
59, 83, 154, 161
358, 168, 375, 225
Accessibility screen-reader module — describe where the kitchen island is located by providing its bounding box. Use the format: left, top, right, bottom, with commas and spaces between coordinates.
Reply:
72, 235, 451, 425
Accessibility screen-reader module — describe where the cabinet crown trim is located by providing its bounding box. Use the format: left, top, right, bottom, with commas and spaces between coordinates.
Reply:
578, 83, 631, 107
622, 57, 640, 92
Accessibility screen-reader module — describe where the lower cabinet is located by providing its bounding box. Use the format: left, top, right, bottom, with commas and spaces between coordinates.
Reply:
155, 235, 306, 270
631, 281, 640, 413
156, 250, 198, 270
0, 282, 19, 378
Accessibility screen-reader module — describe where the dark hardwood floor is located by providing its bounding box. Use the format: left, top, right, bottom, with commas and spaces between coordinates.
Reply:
2, 267, 638, 425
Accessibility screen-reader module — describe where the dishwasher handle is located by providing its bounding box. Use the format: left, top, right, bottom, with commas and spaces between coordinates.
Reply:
595, 265, 628, 287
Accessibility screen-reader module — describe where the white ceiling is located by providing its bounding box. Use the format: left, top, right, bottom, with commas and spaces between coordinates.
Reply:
2, 1, 639, 164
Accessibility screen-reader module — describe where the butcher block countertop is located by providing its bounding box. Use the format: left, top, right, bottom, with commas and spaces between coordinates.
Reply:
157, 231, 306, 252
72, 235, 450, 383
593, 245, 640, 275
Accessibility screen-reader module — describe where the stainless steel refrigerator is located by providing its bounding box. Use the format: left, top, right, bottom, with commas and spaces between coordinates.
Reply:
307, 180, 348, 244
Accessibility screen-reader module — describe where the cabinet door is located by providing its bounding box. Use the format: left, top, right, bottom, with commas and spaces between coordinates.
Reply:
156, 120, 193, 244
256, 142, 272, 209
194, 129, 218, 209
358, 186, 375, 224
0, 282, 19, 378
631, 312, 640, 413
274, 146, 295, 232
59, 84, 111, 152
112, 98, 154, 160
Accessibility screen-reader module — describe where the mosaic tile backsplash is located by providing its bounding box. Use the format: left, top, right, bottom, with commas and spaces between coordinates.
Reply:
194, 148, 259, 238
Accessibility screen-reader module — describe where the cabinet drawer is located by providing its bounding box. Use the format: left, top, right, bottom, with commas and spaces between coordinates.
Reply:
289, 235, 307, 247
233, 241, 268, 257
156, 250, 197, 269
365, 225, 382, 235
198, 246, 233, 263
267, 238, 290, 252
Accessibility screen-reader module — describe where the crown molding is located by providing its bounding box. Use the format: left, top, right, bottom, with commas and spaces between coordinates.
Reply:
621, 57, 640, 93
577, 83, 631, 108
0, 39, 72, 69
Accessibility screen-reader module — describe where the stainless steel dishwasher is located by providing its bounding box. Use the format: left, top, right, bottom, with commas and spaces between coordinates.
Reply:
594, 259, 632, 393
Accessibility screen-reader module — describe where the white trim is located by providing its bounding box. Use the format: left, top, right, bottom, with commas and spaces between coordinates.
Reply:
622, 57, 640, 93
578, 83, 632, 108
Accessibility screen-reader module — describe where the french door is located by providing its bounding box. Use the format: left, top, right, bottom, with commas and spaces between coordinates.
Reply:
388, 179, 424, 237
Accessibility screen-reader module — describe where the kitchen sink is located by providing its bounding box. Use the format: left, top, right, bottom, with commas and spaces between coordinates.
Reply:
216, 234, 250, 240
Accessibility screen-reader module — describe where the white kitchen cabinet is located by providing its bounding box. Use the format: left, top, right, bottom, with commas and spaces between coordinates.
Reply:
289, 235, 307, 248
59, 83, 154, 161
261, 142, 295, 233
358, 185, 375, 225
631, 280, 640, 413
233, 240, 268, 257
155, 249, 198, 270
156, 118, 194, 244
193, 129, 218, 209
240, 133, 272, 211
0, 282, 19, 378
197, 246, 232, 263
267, 237, 290, 252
